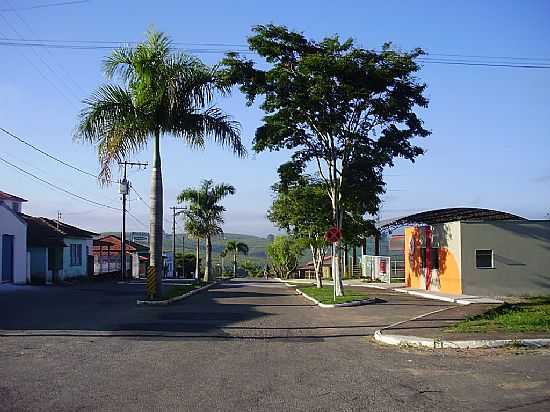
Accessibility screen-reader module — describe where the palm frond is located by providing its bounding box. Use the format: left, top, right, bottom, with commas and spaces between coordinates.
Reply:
169, 107, 245, 157
102, 46, 136, 83
75, 84, 149, 182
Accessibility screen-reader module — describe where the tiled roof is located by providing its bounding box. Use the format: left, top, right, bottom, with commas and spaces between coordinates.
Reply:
92, 234, 149, 253
21, 214, 96, 247
40, 217, 96, 238
0, 190, 27, 202
22, 215, 66, 248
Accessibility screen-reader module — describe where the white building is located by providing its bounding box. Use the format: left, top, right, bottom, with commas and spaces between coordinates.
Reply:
0, 191, 28, 284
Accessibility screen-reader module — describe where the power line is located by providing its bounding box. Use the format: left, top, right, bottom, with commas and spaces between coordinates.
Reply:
4, 0, 85, 97
0, 154, 148, 230
0, 155, 119, 211
130, 185, 150, 209
0, 0, 90, 12
1, 37, 550, 68
1, 125, 151, 229
0, 126, 98, 178
0, 15, 78, 105
126, 211, 148, 229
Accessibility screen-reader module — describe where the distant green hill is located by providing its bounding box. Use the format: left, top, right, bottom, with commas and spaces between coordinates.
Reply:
101, 231, 271, 266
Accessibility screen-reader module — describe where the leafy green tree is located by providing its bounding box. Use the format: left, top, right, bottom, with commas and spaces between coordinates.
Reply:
175, 253, 197, 277
240, 259, 262, 277
268, 163, 332, 288
224, 240, 249, 276
266, 236, 303, 279
222, 24, 429, 295
76, 28, 245, 298
178, 180, 235, 282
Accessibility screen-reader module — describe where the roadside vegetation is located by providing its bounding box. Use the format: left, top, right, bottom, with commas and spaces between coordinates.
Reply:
163, 283, 206, 300
297, 286, 370, 305
225, 25, 430, 294
449, 297, 550, 333
178, 180, 236, 282
76, 28, 244, 299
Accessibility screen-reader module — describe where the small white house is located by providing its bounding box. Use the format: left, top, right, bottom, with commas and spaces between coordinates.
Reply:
0, 191, 28, 284
24, 215, 96, 283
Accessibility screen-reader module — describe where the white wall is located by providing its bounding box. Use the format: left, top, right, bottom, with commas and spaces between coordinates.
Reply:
0, 204, 27, 284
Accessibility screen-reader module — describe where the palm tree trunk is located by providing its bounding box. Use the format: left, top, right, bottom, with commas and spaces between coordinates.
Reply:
233, 252, 237, 277
195, 239, 200, 280
205, 236, 213, 282
149, 129, 163, 298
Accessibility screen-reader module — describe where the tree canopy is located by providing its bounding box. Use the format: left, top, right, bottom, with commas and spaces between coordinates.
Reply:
222, 24, 430, 295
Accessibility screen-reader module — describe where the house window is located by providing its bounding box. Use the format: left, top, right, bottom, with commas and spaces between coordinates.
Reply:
475, 249, 494, 269
70, 244, 82, 266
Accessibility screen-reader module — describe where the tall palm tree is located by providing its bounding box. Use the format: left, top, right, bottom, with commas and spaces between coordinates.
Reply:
76, 29, 245, 298
184, 211, 206, 280
178, 180, 235, 282
224, 240, 249, 277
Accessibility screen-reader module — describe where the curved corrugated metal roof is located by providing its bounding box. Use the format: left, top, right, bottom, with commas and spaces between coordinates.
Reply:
378, 207, 525, 231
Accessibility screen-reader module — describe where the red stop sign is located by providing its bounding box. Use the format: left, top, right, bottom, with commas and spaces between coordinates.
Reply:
325, 227, 342, 243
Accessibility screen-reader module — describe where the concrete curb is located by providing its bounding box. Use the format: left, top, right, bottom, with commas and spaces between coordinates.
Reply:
373, 330, 550, 349
136, 280, 221, 305
392, 288, 503, 306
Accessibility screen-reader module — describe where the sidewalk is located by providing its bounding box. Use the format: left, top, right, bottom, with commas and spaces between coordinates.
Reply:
281, 278, 405, 289
393, 287, 504, 305
375, 304, 550, 349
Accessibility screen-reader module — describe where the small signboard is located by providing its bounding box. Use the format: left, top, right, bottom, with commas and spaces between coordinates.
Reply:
324, 227, 343, 243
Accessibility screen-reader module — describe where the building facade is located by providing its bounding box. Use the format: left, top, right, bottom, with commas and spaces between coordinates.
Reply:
0, 198, 28, 284
404, 219, 550, 296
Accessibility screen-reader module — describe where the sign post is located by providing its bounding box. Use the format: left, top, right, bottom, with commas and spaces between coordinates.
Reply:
325, 227, 343, 302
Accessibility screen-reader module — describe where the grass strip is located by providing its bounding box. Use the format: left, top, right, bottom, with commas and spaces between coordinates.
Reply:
143, 282, 208, 301
449, 296, 550, 333
297, 285, 369, 305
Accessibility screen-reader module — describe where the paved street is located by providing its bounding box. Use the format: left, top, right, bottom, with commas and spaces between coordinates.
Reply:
1, 279, 549, 411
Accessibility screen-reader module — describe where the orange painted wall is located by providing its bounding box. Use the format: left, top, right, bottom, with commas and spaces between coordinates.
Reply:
437, 248, 461, 294
404, 227, 423, 288
404, 226, 462, 294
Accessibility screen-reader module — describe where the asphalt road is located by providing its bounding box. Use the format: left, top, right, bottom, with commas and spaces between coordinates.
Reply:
1, 279, 549, 411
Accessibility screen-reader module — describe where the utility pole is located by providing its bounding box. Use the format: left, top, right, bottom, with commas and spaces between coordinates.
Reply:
170, 206, 187, 277
119, 161, 147, 281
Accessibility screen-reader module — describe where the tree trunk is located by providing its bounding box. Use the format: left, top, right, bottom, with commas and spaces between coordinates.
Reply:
343, 244, 348, 278
233, 252, 237, 277
311, 245, 323, 288
149, 130, 163, 298
195, 238, 200, 280
205, 236, 213, 282
331, 185, 344, 297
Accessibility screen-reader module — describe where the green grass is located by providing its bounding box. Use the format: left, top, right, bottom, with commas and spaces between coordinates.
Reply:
297, 286, 370, 305
162, 283, 206, 300
449, 296, 550, 333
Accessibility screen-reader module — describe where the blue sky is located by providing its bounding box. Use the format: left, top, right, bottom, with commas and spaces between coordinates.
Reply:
1, 0, 549, 236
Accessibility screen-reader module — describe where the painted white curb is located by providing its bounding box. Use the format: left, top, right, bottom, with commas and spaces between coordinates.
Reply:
274, 278, 376, 308
136, 281, 221, 305
393, 288, 504, 306
393, 288, 458, 303
373, 330, 550, 349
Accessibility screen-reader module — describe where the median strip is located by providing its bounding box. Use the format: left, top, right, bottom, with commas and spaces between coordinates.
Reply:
291, 284, 376, 308
136, 281, 221, 305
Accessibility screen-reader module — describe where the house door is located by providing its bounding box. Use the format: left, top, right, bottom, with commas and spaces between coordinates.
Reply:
1, 234, 15, 283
